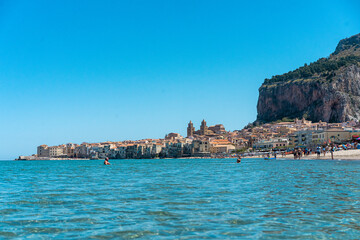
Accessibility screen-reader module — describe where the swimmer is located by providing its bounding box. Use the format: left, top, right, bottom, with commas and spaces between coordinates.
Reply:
104, 157, 111, 165
236, 157, 241, 163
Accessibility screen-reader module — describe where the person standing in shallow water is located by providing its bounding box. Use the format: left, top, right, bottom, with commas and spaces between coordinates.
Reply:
330, 144, 335, 160
104, 157, 111, 165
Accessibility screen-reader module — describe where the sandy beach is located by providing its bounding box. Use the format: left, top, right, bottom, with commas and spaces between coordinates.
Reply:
278, 149, 360, 160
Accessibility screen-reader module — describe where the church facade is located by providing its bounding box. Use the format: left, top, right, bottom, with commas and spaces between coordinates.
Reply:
187, 120, 226, 137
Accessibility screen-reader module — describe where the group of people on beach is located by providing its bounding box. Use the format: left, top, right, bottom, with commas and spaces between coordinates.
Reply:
293, 148, 303, 159
317, 144, 336, 160
293, 143, 338, 160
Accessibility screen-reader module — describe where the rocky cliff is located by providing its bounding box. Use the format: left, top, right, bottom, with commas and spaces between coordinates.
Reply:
257, 33, 360, 123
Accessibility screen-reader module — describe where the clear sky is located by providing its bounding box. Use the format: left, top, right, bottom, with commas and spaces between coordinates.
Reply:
0, 0, 359, 159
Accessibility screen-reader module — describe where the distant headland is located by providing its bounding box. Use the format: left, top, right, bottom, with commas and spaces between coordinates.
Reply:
257, 33, 360, 123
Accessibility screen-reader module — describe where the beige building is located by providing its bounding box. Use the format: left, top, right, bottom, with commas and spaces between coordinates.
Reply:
210, 144, 235, 153
291, 129, 356, 146
37, 145, 49, 157
208, 124, 226, 134
253, 138, 289, 149
324, 129, 352, 143
66, 143, 76, 157
295, 117, 312, 126
311, 132, 326, 145
48, 146, 66, 157
278, 126, 296, 134
209, 139, 235, 153
193, 140, 210, 153
165, 133, 183, 141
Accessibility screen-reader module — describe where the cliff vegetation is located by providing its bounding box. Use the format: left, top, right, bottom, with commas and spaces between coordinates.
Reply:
257, 33, 360, 123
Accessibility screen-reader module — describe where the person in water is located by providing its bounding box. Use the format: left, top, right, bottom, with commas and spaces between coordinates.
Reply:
316, 146, 321, 158
236, 157, 241, 163
330, 143, 335, 160
104, 157, 111, 165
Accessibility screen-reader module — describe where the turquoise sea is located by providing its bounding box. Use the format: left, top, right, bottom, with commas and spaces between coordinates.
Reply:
0, 159, 359, 239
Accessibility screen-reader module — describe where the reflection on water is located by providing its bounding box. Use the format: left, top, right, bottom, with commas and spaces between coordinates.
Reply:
0, 159, 359, 239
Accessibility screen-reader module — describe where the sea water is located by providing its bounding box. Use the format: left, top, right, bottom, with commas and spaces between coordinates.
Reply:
0, 159, 359, 239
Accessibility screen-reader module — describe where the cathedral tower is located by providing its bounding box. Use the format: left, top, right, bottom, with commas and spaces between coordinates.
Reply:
187, 120, 195, 137
200, 119, 208, 135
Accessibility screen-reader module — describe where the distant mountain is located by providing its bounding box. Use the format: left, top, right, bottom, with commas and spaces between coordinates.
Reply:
257, 33, 360, 123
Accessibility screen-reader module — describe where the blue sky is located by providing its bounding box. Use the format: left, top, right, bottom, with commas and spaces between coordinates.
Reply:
0, 0, 359, 159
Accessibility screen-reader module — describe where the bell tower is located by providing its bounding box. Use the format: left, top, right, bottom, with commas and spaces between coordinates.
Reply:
200, 119, 208, 135
187, 121, 195, 137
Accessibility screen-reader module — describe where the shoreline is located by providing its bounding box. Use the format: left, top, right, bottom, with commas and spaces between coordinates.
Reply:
13, 157, 360, 161
15, 158, 92, 161
14, 149, 360, 161
14, 157, 237, 161
272, 149, 360, 161
276, 157, 360, 161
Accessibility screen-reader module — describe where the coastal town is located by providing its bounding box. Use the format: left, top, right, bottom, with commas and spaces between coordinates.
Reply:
18, 118, 360, 160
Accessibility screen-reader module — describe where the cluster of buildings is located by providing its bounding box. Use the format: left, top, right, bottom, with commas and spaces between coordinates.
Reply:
25, 118, 360, 160
249, 118, 360, 150
32, 120, 236, 160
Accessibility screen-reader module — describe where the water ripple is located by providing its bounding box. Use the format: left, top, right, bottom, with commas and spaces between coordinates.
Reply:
0, 159, 359, 239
